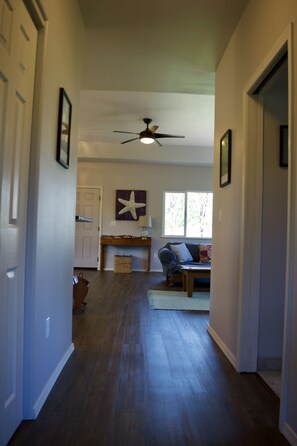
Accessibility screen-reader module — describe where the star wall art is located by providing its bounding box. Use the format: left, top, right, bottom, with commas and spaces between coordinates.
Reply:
116, 190, 147, 221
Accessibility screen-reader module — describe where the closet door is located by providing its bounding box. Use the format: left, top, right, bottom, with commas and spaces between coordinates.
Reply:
0, 1, 37, 443
74, 188, 101, 268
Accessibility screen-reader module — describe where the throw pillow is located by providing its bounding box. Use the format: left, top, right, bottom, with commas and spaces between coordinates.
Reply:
170, 243, 193, 262
187, 244, 199, 262
198, 244, 212, 263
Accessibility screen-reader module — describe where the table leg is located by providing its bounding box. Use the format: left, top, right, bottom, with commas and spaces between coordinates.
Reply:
186, 273, 194, 297
147, 246, 151, 272
182, 272, 187, 291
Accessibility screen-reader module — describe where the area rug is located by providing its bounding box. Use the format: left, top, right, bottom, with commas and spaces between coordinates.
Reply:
147, 289, 210, 311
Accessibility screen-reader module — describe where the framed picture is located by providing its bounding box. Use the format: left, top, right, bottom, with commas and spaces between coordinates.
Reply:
56, 88, 72, 169
115, 190, 146, 220
220, 129, 232, 187
280, 125, 288, 167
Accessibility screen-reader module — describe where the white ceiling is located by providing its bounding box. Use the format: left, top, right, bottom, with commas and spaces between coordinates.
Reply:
77, 0, 249, 165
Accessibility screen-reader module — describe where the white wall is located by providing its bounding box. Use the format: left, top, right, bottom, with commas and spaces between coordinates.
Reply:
210, 0, 297, 440
24, 0, 84, 417
77, 161, 213, 271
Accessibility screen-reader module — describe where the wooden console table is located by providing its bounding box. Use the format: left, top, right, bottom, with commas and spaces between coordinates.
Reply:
100, 236, 152, 272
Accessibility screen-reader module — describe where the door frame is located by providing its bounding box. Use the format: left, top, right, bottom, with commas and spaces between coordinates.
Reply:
236, 23, 293, 431
22, 0, 47, 420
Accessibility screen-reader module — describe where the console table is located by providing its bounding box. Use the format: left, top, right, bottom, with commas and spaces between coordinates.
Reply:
100, 236, 152, 272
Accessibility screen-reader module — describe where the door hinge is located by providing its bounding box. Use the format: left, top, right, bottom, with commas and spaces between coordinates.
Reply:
97, 257, 99, 262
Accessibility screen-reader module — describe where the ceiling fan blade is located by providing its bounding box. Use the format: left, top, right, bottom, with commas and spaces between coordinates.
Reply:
113, 130, 139, 135
149, 125, 159, 133
121, 137, 139, 144
155, 139, 163, 147
154, 133, 185, 139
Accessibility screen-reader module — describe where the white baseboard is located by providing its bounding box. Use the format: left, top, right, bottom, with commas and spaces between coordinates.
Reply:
282, 422, 297, 445
29, 343, 74, 419
207, 324, 237, 369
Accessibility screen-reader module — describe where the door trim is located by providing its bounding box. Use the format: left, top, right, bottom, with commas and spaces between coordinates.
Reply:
236, 23, 293, 435
23, 0, 47, 29
23, 0, 47, 420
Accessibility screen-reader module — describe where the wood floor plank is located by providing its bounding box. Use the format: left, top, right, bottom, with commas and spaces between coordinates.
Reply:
8, 271, 289, 446
145, 385, 188, 446
144, 332, 176, 388
116, 343, 146, 413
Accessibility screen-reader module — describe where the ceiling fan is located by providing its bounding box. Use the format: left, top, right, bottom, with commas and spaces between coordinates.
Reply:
113, 118, 185, 147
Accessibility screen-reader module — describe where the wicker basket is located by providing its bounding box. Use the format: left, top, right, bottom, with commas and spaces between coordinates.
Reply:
114, 255, 133, 273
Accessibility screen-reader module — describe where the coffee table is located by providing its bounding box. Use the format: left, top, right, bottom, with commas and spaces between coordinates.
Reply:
180, 264, 211, 297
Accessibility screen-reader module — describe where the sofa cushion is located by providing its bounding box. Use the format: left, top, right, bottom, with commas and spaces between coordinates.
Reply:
198, 244, 212, 263
170, 243, 193, 262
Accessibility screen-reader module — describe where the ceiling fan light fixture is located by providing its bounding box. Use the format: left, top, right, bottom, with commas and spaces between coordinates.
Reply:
140, 129, 155, 144
140, 136, 155, 144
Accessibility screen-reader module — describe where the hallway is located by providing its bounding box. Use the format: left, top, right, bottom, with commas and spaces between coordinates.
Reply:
9, 271, 288, 446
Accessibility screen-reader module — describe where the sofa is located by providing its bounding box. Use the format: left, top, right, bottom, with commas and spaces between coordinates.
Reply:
158, 241, 212, 286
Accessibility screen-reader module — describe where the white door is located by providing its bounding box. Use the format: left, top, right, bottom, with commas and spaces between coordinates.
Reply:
74, 188, 101, 268
0, 1, 37, 444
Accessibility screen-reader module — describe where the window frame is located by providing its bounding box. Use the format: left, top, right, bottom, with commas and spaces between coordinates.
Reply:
162, 190, 213, 239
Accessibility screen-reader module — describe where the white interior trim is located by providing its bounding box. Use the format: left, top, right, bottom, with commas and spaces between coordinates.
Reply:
237, 24, 292, 370
236, 93, 263, 372
23, 0, 47, 29
208, 325, 237, 369
237, 23, 294, 441
29, 343, 74, 419
282, 422, 297, 446
23, 5, 48, 419
279, 23, 295, 433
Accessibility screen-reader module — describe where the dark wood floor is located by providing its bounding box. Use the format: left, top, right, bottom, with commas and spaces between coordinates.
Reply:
9, 271, 289, 446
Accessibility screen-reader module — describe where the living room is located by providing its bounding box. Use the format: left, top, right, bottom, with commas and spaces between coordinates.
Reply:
76, 162, 213, 272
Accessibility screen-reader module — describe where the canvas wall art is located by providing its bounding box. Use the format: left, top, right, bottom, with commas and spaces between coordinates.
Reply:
116, 190, 147, 220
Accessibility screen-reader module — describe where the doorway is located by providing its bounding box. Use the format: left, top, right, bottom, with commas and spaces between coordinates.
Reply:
256, 57, 288, 398
237, 25, 293, 432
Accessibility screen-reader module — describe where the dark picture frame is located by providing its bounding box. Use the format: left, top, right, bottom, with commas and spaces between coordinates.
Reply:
56, 88, 72, 169
220, 129, 232, 187
279, 125, 288, 167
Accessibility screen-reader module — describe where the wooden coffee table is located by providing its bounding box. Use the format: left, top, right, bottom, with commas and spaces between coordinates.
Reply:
180, 264, 211, 297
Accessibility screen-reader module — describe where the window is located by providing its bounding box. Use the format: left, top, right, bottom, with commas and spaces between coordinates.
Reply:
163, 191, 213, 238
